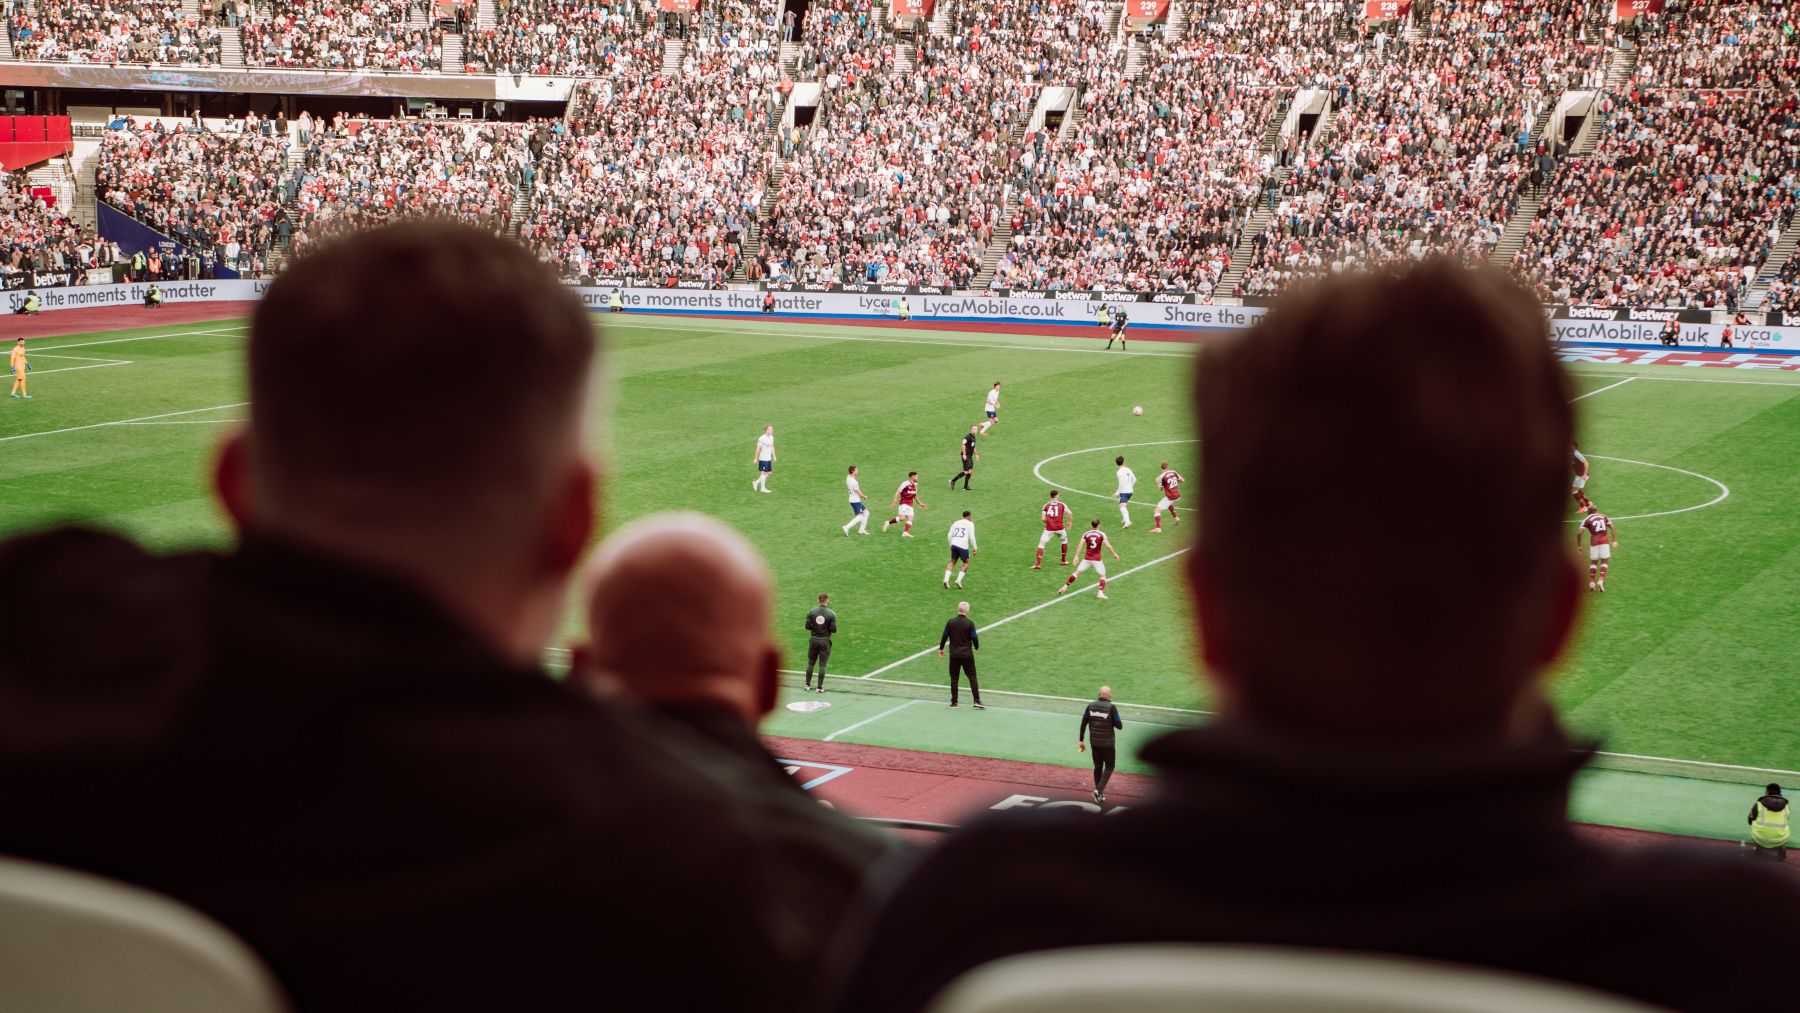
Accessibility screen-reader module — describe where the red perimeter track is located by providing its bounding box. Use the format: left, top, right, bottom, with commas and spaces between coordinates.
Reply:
769, 735, 1797, 870
1, 301, 254, 340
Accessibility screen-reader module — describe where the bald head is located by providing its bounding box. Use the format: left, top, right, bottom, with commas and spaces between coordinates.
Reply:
957, 601, 970, 616
1098, 686, 1112, 701
578, 512, 779, 723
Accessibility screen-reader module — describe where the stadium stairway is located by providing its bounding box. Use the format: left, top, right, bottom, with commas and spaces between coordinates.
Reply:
1123, 35, 1149, 79
779, 40, 798, 78
0, 22, 12, 59
476, 0, 496, 32
1488, 187, 1545, 270
930, 0, 954, 37
1214, 100, 1315, 300
1584, 1, 1610, 45
1743, 218, 1800, 310
1105, 4, 1123, 41
971, 187, 1020, 291
661, 37, 685, 74
1604, 42, 1638, 90
221, 24, 244, 67
506, 184, 530, 238
441, 32, 463, 73
1165, 2, 1189, 44
733, 161, 787, 283
895, 38, 917, 74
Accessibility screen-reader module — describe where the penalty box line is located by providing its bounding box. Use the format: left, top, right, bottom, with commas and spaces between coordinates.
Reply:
858, 547, 1192, 682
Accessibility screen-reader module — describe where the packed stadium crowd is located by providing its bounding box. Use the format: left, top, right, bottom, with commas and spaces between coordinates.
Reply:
0, 171, 109, 281
526, 53, 775, 284
95, 117, 285, 276
290, 116, 536, 255
243, 0, 443, 72
8, 0, 221, 64
465, 0, 648, 75
1515, 88, 1800, 309
13, 0, 1800, 306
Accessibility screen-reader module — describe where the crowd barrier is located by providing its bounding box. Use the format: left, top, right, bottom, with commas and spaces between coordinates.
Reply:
8, 280, 1799, 353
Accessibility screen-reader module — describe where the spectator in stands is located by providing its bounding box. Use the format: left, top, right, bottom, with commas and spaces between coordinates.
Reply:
11, 0, 221, 65
243, 0, 440, 73
0, 221, 887, 1013
0, 172, 104, 286
96, 117, 282, 277
825, 261, 1800, 1013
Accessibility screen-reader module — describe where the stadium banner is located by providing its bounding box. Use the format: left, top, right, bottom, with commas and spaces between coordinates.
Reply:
97, 203, 241, 281
1552, 303, 1712, 325
1364, 0, 1414, 19
0, 63, 504, 99
657, 0, 698, 10
1616, 0, 1664, 18
3, 278, 267, 314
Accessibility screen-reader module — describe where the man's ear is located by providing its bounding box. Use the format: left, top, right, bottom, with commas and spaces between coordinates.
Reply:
753, 644, 781, 721
543, 459, 597, 576
212, 431, 253, 532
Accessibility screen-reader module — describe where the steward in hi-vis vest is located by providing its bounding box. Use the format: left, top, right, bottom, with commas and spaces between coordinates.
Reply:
1749, 784, 1790, 861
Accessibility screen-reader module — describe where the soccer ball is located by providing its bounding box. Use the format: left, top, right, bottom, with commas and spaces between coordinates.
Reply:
1132, 406, 1144, 416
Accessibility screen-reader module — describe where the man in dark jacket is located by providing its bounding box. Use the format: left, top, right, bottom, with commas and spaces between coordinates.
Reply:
0, 223, 873, 1013
938, 601, 982, 708
826, 262, 1800, 1013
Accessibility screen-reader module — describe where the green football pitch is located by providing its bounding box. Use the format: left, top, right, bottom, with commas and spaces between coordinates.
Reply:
3, 313, 1797, 840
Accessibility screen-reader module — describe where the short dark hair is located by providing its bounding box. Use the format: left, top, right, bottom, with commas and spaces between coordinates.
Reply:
847, 465, 856, 473
249, 221, 594, 538
818, 594, 829, 603
1090, 519, 1100, 528
962, 511, 971, 519
908, 471, 918, 478
1115, 456, 1124, 465
1770, 784, 1784, 795
1048, 489, 1059, 497
1195, 261, 1571, 739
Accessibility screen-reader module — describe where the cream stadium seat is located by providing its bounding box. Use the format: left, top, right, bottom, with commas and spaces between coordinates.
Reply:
925, 944, 1664, 1013
0, 855, 289, 1013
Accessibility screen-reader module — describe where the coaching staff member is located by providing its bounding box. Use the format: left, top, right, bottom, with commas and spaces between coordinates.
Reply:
828, 261, 1800, 1013
0, 222, 862, 1013
938, 601, 983, 708
1078, 685, 1123, 804
805, 592, 837, 693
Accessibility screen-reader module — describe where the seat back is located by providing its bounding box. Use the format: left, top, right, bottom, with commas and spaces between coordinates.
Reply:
926, 944, 1665, 1013
0, 855, 289, 1013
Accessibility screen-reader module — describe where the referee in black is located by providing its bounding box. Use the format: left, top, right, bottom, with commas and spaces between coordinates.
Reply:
938, 601, 983, 708
1078, 685, 1123, 803
803, 593, 836, 693
951, 425, 978, 490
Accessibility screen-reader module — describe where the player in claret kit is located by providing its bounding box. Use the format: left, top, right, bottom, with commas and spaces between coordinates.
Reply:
883, 471, 927, 537
1571, 443, 1594, 515
1577, 509, 1618, 592
1058, 519, 1122, 600
1152, 461, 1184, 533
1035, 489, 1070, 569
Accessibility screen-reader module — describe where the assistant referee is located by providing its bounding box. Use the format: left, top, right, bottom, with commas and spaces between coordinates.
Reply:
803, 593, 836, 693
1078, 685, 1123, 804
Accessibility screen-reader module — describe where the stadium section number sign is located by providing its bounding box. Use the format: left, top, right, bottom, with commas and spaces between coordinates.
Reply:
1364, 0, 1414, 18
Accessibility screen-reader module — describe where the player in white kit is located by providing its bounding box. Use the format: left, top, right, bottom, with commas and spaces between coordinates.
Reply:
945, 511, 977, 588
842, 465, 871, 535
751, 425, 775, 493
979, 381, 1001, 434
1114, 455, 1136, 527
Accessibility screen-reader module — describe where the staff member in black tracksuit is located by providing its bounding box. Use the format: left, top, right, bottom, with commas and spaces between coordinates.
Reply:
1079, 685, 1123, 803
938, 601, 983, 708
804, 593, 837, 693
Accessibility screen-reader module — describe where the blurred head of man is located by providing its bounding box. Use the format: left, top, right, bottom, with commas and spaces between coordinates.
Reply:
213, 221, 598, 663
574, 512, 780, 727
1190, 261, 1578, 744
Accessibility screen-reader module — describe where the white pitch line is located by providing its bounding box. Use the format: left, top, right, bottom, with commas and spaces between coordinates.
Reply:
0, 401, 249, 443
117, 419, 248, 426
1566, 370, 1800, 388
1582, 454, 1729, 522
27, 324, 248, 352
18, 361, 133, 377
615, 316, 1195, 359
1033, 438, 1197, 508
822, 699, 922, 742
29, 353, 131, 363
859, 548, 1191, 680
1571, 376, 1636, 401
